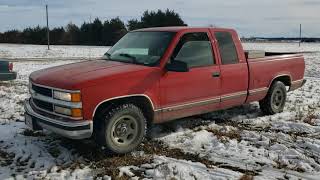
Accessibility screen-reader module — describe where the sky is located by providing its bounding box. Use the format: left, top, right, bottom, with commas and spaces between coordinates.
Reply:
0, 0, 319, 37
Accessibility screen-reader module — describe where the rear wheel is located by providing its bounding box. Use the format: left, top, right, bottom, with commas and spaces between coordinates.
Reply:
95, 104, 146, 154
259, 81, 287, 115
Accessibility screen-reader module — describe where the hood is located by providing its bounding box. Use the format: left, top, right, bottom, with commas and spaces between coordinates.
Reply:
30, 60, 154, 89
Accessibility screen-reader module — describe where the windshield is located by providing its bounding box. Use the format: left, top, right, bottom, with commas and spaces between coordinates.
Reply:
103, 31, 176, 66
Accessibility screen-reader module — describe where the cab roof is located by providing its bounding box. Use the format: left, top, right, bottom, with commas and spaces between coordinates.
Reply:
132, 26, 235, 32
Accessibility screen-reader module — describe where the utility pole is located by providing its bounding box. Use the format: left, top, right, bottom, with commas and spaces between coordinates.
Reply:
46, 4, 50, 50
299, 24, 302, 47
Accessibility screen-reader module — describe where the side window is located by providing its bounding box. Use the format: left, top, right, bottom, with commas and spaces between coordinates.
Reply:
171, 32, 215, 68
215, 32, 238, 65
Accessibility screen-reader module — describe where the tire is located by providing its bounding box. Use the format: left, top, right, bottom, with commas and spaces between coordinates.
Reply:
259, 81, 287, 115
95, 104, 146, 154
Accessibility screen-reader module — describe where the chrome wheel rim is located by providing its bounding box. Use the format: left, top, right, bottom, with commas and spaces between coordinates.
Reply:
111, 115, 139, 146
271, 89, 284, 109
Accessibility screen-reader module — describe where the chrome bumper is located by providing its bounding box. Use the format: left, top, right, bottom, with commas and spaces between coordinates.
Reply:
24, 99, 93, 139
0, 72, 17, 81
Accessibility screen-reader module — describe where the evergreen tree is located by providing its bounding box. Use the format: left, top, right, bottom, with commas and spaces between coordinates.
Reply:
92, 18, 103, 45
0, 9, 186, 45
64, 23, 80, 45
127, 9, 187, 31
50, 27, 65, 44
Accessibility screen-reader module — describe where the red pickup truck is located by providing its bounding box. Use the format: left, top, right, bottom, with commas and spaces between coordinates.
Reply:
25, 27, 305, 154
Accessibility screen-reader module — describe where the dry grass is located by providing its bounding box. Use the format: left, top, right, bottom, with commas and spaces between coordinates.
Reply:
21, 129, 45, 137
303, 108, 318, 126
0, 149, 15, 166
195, 127, 242, 143
56, 139, 260, 179
210, 128, 241, 141
239, 174, 254, 180
139, 140, 216, 168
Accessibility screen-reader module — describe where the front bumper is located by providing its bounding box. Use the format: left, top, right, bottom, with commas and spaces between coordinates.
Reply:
24, 99, 93, 139
0, 72, 17, 81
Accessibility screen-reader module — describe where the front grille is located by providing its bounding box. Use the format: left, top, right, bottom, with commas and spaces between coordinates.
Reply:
32, 84, 52, 97
33, 99, 54, 112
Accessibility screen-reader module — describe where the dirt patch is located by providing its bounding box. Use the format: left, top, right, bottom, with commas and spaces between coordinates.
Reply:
21, 129, 45, 137
206, 128, 241, 142
239, 174, 254, 180
56, 139, 152, 179
0, 149, 15, 166
56, 139, 260, 179
139, 140, 216, 169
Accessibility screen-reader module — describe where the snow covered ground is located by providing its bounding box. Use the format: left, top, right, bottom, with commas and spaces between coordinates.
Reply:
1, 43, 320, 179
0, 43, 109, 59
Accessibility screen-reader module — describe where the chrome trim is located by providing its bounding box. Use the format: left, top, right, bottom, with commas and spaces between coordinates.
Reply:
156, 91, 248, 112
37, 122, 92, 139
31, 99, 83, 120
156, 97, 220, 112
249, 87, 268, 95
291, 79, 304, 85
268, 74, 292, 88
31, 89, 82, 108
31, 81, 80, 93
289, 79, 305, 91
248, 54, 303, 62
25, 100, 92, 139
221, 91, 247, 101
92, 94, 156, 117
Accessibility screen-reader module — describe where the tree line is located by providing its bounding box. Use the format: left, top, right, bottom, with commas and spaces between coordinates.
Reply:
0, 9, 186, 46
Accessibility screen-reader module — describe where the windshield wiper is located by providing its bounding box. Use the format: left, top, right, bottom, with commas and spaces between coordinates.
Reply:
102, 52, 111, 60
118, 53, 142, 64
119, 53, 136, 60
104, 53, 144, 65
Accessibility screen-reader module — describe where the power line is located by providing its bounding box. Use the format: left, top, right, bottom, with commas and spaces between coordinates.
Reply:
299, 24, 302, 47
46, 4, 50, 50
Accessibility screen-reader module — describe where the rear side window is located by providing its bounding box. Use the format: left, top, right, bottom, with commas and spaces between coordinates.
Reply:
171, 32, 215, 68
215, 32, 238, 64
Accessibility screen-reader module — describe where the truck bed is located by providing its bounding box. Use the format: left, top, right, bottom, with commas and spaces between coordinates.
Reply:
245, 53, 305, 103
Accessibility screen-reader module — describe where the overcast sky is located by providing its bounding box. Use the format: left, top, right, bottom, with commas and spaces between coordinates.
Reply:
0, 0, 319, 37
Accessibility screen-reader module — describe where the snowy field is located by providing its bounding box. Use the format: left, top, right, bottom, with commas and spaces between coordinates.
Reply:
0, 43, 109, 60
0, 43, 320, 179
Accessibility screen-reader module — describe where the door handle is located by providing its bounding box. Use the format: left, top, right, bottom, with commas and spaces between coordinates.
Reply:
212, 72, 220, 78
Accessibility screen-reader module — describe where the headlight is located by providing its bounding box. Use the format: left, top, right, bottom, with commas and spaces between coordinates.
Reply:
54, 106, 72, 116
53, 91, 81, 102
54, 106, 82, 117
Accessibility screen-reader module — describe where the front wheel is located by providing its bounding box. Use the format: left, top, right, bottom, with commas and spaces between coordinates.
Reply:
259, 81, 287, 115
95, 104, 146, 154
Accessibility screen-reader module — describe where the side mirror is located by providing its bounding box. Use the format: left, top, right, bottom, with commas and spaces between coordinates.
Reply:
165, 60, 189, 72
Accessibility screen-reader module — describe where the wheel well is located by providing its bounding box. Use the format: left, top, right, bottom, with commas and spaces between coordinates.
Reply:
93, 96, 154, 125
271, 75, 291, 87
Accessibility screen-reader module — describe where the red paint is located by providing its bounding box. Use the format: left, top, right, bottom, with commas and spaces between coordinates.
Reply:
29, 27, 305, 123
8, 62, 13, 72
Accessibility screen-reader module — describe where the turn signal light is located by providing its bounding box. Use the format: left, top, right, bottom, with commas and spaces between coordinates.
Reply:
72, 108, 83, 118
71, 93, 81, 102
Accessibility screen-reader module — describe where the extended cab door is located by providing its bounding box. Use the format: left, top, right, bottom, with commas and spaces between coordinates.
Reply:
159, 31, 221, 122
210, 30, 249, 108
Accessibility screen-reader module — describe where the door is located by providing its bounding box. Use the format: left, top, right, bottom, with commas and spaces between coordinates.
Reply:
211, 30, 249, 108
159, 31, 221, 122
